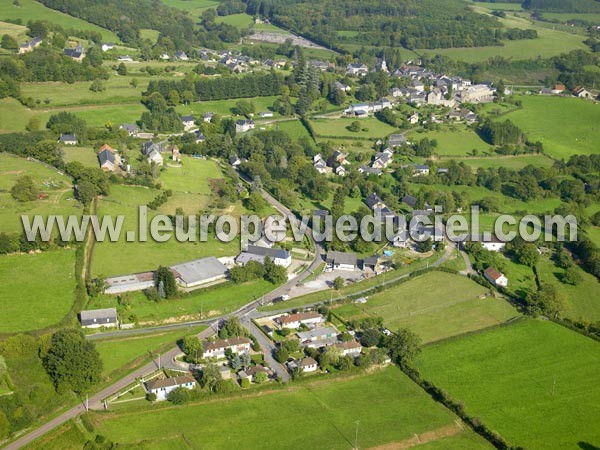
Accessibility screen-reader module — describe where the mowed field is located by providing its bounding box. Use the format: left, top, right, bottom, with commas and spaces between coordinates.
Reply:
309, 117, 400, 140
334, 271, 519, 343
87, 367, 490, 449
408, 125, 492, 157
0, 249, 75, 333
451, 155, 556, 170
0, 0, 119, 42
0, 153, 81, 233
416, 319, 600, 449
175, 96, 281, 118
500, 95, 600, 159
159, 158, 220, 194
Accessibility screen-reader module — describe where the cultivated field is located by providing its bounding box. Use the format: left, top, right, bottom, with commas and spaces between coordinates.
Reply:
89, 367, 483, 449
0, 249, 76, 333
416, 318, 600, 449
334, 271, 519, 343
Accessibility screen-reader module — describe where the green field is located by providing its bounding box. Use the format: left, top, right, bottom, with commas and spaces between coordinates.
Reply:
89, 278, 272, 324
335, 271, 519, 343
62, 146, 100, 167
0, 249, 75, 333
309, 117, 399, 140
89, 367, 485, 449
408, 125, 492, 157
215, 13, 253, 28
159, 0, 218, 16
0, 98, 146, 133
159, 158, 221, 194
1, 0, 119, 42
536, 257, 600, 323
95, 326, 206, 376
421, 6, 588, 63
499, 95, 600, 159
542, 12, 600, 23
0, 19, 27, 39
0, 153, 82, 233
175, 96, 281, 118
450, 155, 556, 170
416, 318, 600, 449
91, 184, 240, 277
20, 77, 148, 108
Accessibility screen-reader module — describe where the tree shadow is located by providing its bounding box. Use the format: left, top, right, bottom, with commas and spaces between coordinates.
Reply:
578, 443, 600, 450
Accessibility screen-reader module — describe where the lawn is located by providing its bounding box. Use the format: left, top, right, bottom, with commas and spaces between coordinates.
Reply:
309, 117, 399, 140
0, 249, 76, 333
94, 326, 206, 376
416, 318, 600, 449
91, 184, 240, 277
269, 119, 312, 140
88, 279, 274, 324
408, 125, 492, 157
335, 271, 519, 343
536, 257, 600, 323
499, 95, 600, 159
159, 158, 222, 195
90, 367, 472, 449
1, 0, 119, 42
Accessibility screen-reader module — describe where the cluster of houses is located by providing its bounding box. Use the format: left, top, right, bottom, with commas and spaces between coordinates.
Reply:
539, 83, 594, 99
313, 150, 350, 176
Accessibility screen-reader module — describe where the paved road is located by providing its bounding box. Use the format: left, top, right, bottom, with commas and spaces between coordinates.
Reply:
242, 318, 291, 382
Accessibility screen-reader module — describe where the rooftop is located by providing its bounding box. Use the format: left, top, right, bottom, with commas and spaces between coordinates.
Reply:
170, 256, 227, 285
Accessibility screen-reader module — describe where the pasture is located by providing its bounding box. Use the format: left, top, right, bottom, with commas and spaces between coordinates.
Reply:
499, 95, 600, 159
450, 155, 555, 170
88, 279, 274, 325
215, 13, 253, 28
175, 96, 281, 118
90, 367, 475, 449
416, 319, 600, 449
0, 249, 76, 333
1, 0, 119, 42
0, 20, 27, 39
95, 326, 206, 376
62, 146, 100, 167
159, 158, 221, 195
408, 125, 492, 157
334, 271, 518, 343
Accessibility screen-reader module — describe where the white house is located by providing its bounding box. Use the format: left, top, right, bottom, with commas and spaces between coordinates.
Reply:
346, 63, 368, 76
147, 149, 163, 166
259, 111, 273, 118
275, 312, 324, 329
202, 337, 252, 359
181, 115, 195, 131
300, 357, 318, 373
80, 308, 118, 329
236, 245, 291, 268
59, 134, 77, 145
236, 119, 255, 133
332, 341, 362, 357
101, 43, 114, 52
145, 375, 196, 401
326, 251, 358, 271
484, 267, 508, 288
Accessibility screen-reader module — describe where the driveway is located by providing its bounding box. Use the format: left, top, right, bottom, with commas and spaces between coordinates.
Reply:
242, 317, 291, 383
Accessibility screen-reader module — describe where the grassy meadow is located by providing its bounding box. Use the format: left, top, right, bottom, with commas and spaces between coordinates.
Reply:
408, 125, 492, 157
334, 271, 519, 343
416, 318, 600, 449
309, 117, 399, 140
0, 249, 76, 333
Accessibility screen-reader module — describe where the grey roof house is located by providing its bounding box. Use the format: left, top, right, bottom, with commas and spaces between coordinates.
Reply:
80, 308, 118, 329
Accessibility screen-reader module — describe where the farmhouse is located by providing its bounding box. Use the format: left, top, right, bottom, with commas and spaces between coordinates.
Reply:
202, 337, 252, 359
80, 308, 118, 329
236, 245, 291, 268
236, 119, 255, 133
117, 55, 133, 62
181, 115, 196, 131
332, 341, 362, 357
147, 149, 163, 166
169, 256, 228, 288
334, 81, 351, 92
326, 251, 358, 271
388, 134, 407, 147
484, 267, 508, 288
174, 50, 189, 61
59, 134, 77, 145
364, 193, 386, 211
203, 112, 214, 123
573, 86, 593, 99
104, 271, 155, 294
346, 63, 368, 76
275, 312, 324, 329
101, 43, 114, 52
411, 164, 430, 177
358, 166, 382, 176
457, 234, 506, 252
146, 375, 196, 401
297, 327, 338, 348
